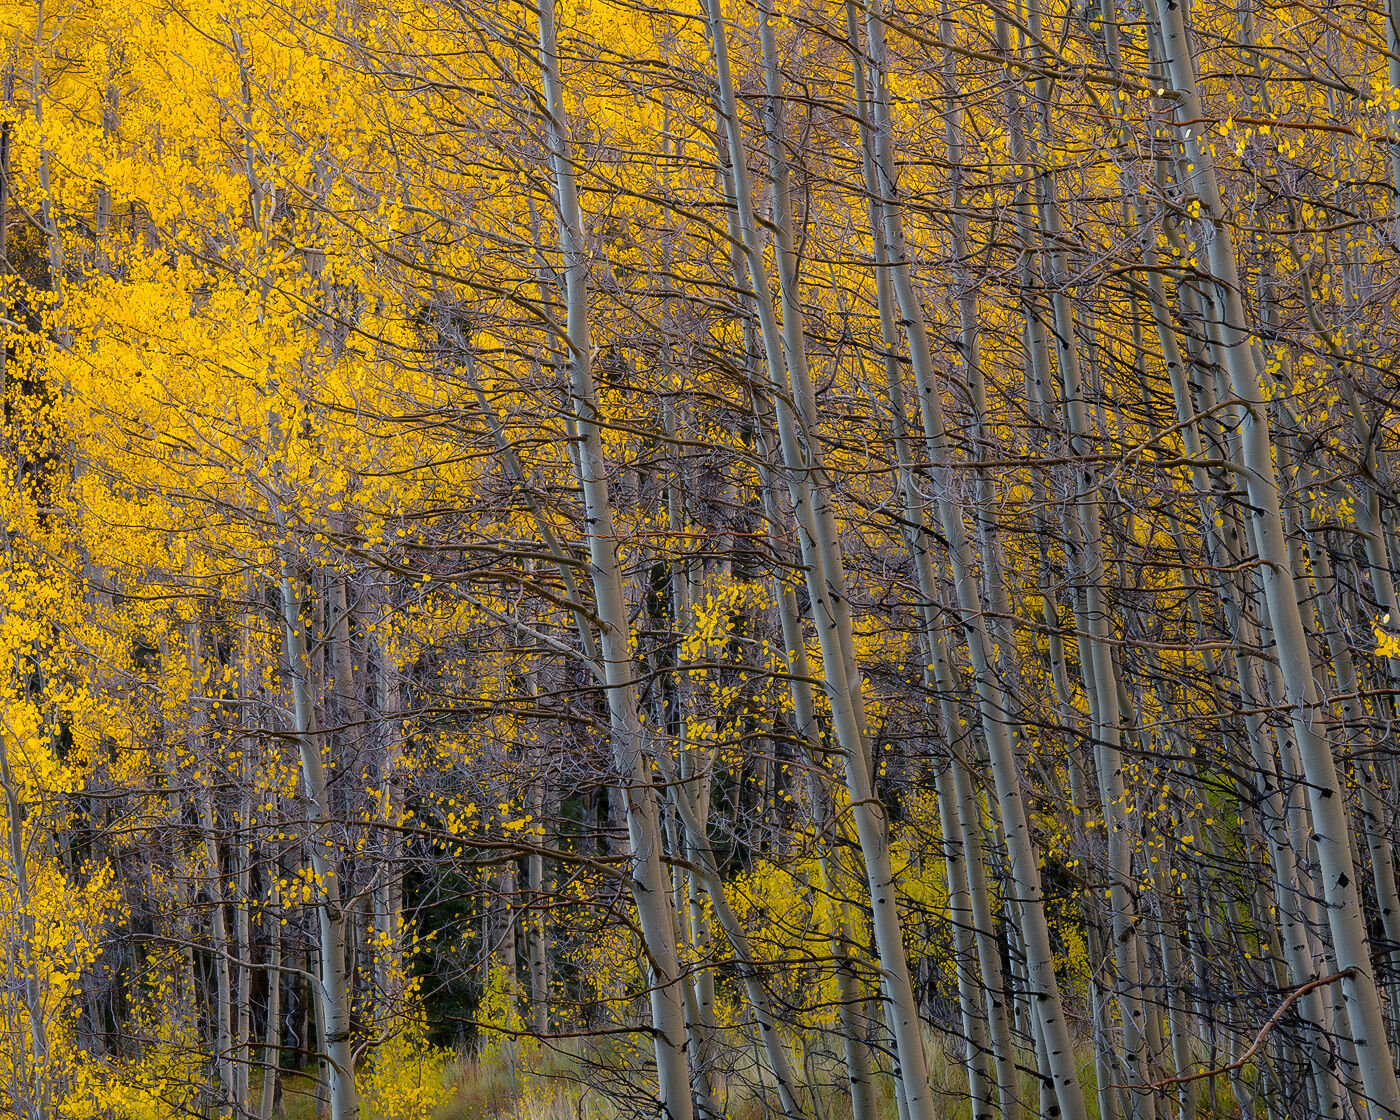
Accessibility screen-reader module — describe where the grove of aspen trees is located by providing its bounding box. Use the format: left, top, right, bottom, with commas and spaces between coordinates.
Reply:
3, 0, 1400, 1116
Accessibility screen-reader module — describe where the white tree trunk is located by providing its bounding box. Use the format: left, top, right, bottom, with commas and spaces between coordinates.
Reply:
277, 564, 359, 1120
534, 5, 694, 1113
1147, 0, 1400, 1110
703, 5, 936, 1116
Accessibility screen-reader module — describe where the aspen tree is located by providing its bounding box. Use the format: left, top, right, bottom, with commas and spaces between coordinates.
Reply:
277, 561, 360, 1120
850, 4, 1088, 1115
533, 1, 694, 1112
1146, 0, 1400, 1110
702, 4, 945, 1113
14, 0, 1400, 1114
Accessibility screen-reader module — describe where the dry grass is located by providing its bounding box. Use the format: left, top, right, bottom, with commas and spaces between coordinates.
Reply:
260, 1029, 1223, 1120
427, 1030, 1059, 1120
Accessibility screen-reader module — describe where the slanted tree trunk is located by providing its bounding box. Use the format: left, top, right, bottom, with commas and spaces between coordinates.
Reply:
1146, 0, 1400, 1110
848, 5, 1087, 1116
533, 4, 693, 1114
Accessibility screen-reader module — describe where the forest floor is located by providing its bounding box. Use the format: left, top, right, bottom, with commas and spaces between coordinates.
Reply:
263, 1039, 1197, 1120
263, 1051, 908, 1120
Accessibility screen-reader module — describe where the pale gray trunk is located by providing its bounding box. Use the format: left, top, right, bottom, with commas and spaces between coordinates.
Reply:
644, 491, 804, 1116
191, 624, 238, 1120
1154, 889, 1196, 1120
848, 7, 1086, 1116
931, 758, 994, 1120
197, 791, 237, 1120
534, 4, 693, 1113
526, 783, 549, 1038
1277, 233, 1400, 1030
235, 808, 253, 1111
653, 746, 806, 1120
856, 224, 1016, 1120
1132, 198, 1346, 1116
1126, 118, 1361, 1097
1146, 0, 1400, 1107
1306, 523, 1400, 1037
662, 435, 719, 1118
278, 565, 359, 1120
372, 610, 403, 1001
757, 455, 879, 1120
844, 61, 1005, 1111
1034, 160, 1155, 1120
703, 3, 935, 1115
260, 863, 284, 1120
0, 733, 50, 1120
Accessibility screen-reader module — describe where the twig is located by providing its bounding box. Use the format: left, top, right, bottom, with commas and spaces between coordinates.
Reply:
1110, 969, 1356, 1091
